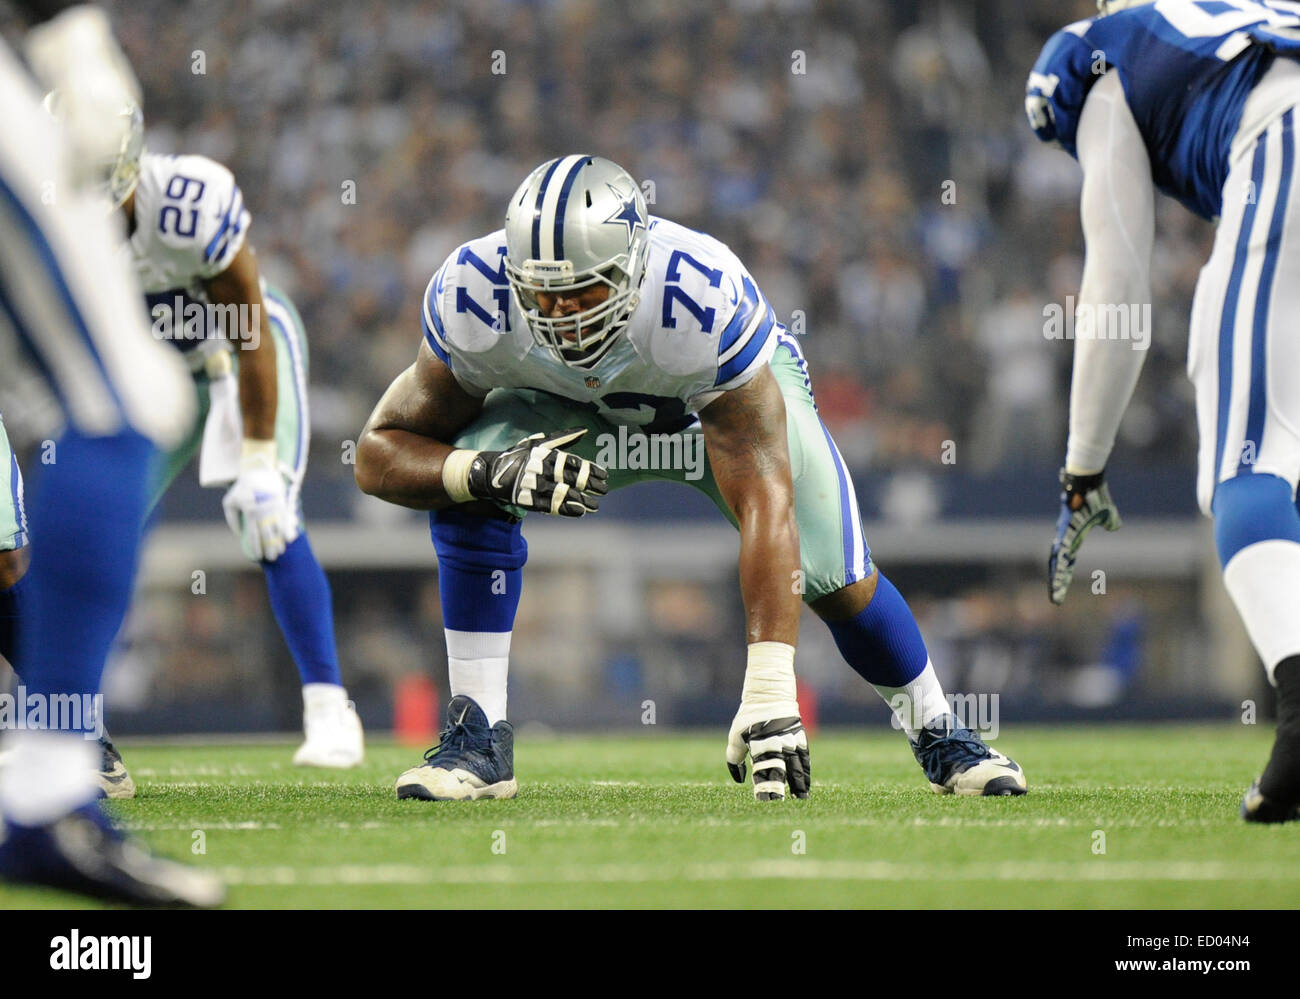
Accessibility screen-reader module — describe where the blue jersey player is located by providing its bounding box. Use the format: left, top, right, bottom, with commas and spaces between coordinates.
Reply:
356, 155, 1027, 803
1027, 0, 1300, 821
0, 1, 222, 905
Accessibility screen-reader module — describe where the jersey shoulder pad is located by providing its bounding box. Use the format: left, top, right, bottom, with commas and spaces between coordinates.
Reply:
633, 218, 778, 394
1025, 19, 1097, 157
136, 153, 250, 279
422, 231, 525, 374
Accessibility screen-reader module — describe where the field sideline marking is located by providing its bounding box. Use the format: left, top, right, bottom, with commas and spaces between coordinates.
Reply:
120, 815, 1223, 831
212, 859, 1300, 886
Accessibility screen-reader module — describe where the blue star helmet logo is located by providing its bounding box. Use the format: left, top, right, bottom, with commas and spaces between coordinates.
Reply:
603, 184, 645, 239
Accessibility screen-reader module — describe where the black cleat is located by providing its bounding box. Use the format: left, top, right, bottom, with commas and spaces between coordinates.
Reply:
1244, 658, 1300, 823
0, 803, 224, 907
1241, 780, 1300, 824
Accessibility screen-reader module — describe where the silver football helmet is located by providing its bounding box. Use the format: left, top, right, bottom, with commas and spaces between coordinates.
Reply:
42, 90, 143, 208
504, 155, 650, 368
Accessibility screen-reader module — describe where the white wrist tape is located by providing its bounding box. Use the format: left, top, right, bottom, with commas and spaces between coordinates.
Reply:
442, 448, 480, 504
240, 438, 277, 469
741, 641, 797, 705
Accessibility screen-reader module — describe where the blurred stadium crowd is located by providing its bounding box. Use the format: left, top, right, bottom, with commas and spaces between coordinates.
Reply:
105, 0, 1207, 483
1, 0, 1237, 730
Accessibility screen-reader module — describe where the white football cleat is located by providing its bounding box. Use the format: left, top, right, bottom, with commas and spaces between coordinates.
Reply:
293, 683, 364, 769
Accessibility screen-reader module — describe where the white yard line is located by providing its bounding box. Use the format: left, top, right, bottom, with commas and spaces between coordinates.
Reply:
212, 859, 1297, 887
119, 815, 1221, 831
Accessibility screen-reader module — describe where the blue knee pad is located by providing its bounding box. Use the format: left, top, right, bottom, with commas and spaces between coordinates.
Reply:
429, 509, 527, 632
1212, 474, 1300, 566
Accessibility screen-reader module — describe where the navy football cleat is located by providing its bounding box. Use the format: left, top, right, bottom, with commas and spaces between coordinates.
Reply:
1241, 780, 1300, 824
97, 734, 136, 800
910, 715, 1028, 796
395, 695, 517, 801
0, 802, 224, 907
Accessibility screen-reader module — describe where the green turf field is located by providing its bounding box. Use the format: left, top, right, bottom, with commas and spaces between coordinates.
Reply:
2, 723, 1297, 909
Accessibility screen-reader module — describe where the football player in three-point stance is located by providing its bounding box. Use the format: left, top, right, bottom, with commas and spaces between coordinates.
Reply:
1029, 0, 1300, 820
0, 1, 221, 905
357, 155, 1028, 802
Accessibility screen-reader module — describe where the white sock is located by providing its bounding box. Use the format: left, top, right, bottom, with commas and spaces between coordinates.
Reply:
445, 629, 510, 725
1223, 539, 1300, 684
873, 660, 951, 739
0, 729, 99, 826
302, 682, 348, 712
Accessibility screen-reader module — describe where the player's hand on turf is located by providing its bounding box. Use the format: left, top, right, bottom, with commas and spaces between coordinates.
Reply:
1048, 467, 1121, 605
467, 427, 608, 517
222, 444, 298, 562
727, 708, 811, 801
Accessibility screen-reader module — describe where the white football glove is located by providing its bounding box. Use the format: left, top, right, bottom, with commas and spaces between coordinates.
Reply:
726, 642, 810, 801
26, 6, 142, 193
222, 440, 298, 563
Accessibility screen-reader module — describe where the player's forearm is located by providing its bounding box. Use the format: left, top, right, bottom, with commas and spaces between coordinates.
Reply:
354, 428, 461, 510
237, 315, 277, 440
736, 497, 801, 647
1065, 324, 1149, 474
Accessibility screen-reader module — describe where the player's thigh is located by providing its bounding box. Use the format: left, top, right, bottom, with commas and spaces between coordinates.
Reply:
774, 340, 873, 601
450, 388, 619, 518
683, 339, 873, 602
147, 376, 207, 513
1191, 113, 1300, 514
0, 49, 192, 448
0, 415, 28, 552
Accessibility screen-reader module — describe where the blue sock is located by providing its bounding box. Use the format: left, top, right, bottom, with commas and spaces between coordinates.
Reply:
261, 532, 342, 687
0, 573, 28, 674
429, 509, 527, 632
824, 572, 929, 687
20, 427, 153, 727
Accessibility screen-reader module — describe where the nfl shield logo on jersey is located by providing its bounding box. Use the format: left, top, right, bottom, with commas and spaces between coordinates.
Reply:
585, 376, 601, 388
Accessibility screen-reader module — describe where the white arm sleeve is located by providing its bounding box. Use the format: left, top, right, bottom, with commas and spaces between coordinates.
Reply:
1065, 70, 1156, 475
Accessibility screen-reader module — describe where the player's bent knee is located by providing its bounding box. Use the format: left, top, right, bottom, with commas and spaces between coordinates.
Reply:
429, 507, 528, 570
0, 547, 29, 589
1212, 474, 1300, 567
809, 569, 878, 622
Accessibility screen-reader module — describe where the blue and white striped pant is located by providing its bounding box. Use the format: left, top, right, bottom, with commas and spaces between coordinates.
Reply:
1191, 107, 1300, 514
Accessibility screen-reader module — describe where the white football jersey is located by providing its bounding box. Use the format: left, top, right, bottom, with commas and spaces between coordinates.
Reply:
423, 218, 778, 432
128, 151, 250, 347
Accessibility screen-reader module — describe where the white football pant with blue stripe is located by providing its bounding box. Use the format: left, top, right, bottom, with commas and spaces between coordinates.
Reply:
1190, 105, 1300, 681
